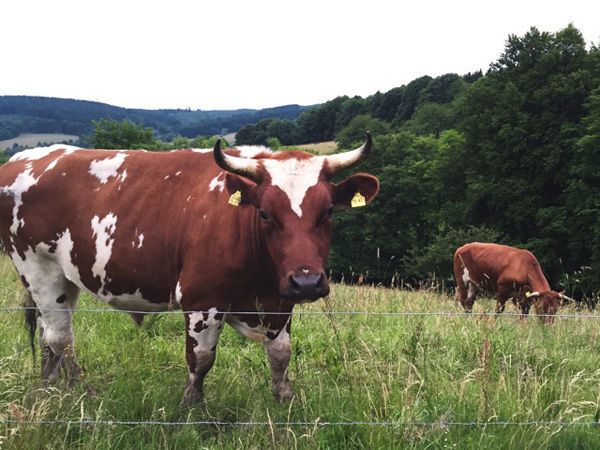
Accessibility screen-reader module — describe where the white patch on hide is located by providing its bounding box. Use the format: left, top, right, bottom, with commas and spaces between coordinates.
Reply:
4, 163, 39, 233
117, 169, 127, 183
190, 148, 212, 153
188, 308, 224, 354
235, 145, 271, 158
105, 289, 174, 311
90, 213, 117, 289
175, 281, 183, 304
89, 153, 128, 184
226, 315, 280, 343
209, 172, 225, 192
54, 229, 84, 287
9, 144, 80, 162
137, 234, 144, 248
262, 156, 324, 217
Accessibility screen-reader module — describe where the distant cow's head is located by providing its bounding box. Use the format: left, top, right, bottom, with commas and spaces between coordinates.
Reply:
214, 134, 379, 303
528, 290, 563, 322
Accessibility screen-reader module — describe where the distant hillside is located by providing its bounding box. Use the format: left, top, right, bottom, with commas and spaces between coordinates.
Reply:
0, 96, 313, 142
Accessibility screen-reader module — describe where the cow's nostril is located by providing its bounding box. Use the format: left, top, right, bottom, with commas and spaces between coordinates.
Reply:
317, 273, 324, 286
289, 276, 300, 290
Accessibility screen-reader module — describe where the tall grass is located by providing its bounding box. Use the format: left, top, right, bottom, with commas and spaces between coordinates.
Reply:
1, 255, 600, 448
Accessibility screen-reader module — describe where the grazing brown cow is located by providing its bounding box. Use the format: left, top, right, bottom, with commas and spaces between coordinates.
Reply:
453, 242, 570, 319
0, 135, 379, 404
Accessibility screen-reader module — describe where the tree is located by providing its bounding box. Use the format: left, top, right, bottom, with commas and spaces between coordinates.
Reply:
90, 118, 155, 149
335, 115, 390, 149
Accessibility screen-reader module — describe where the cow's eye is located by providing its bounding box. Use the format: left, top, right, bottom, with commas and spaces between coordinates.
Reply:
259, 209, 269, 222
327, 206, 334, 217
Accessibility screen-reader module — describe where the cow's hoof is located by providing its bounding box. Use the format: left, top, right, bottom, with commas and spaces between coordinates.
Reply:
273, 385, 295, 402
181, 385, 204, 406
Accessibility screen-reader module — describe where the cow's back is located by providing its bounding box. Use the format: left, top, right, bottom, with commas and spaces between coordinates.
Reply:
454, 242, 547, 291
0, 146, 225, 306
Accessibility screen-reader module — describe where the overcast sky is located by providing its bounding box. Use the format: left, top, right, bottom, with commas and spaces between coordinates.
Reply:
1, 0, 599, 111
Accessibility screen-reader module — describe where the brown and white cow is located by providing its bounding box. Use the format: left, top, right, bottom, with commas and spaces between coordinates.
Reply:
0, 135, 379, 404
454, 242, 571, 319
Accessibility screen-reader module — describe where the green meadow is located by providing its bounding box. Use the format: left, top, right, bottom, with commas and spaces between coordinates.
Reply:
1, 254, 599, 449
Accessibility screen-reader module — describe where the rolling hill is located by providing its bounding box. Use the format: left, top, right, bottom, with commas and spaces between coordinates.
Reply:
0, 95, 314, 144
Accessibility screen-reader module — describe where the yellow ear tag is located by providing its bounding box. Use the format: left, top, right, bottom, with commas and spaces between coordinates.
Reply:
525, 291, 532, 297
351, 192, 366, 208
228, 190, 242, 206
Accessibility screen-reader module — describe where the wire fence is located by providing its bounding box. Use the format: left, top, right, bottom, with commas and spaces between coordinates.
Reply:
1, 305, 600, 319
1, 419, 599, 427
2, 304, 600, 430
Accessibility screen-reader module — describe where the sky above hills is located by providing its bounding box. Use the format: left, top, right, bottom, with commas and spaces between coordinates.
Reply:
1, 0, 599, 110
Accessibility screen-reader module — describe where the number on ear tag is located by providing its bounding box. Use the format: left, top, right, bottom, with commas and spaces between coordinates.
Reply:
351, 192, 366, 208
228, 190, 242, 206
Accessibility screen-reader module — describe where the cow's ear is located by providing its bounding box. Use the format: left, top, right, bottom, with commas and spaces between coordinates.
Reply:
333, 173, 379, 209
224, 173, 258, 207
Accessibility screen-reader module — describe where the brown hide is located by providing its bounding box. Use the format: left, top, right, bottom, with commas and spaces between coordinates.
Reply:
453, 242, 560, 320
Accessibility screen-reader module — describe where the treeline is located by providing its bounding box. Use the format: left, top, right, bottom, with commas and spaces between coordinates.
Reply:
236, 71, 480, 146
333, 25, 599, 300
0, 96, 311, 142
238, 25, 600, 299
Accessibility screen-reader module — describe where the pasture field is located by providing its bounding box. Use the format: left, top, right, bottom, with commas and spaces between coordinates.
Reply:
1, 254, 600, 449
0, 133, 79, 151
289, 141, 338, 155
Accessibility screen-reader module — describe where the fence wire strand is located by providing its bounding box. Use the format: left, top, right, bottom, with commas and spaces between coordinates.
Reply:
1, 419, 599, 427
0, 305, 599, 319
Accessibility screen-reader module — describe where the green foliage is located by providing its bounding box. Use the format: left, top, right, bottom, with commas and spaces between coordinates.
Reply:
401, 102, 456, 136
455, 24, 599, 290
266, 137, 282, 149
403, 225, 504, 282
335, 115, 390, 149
90, 118, 155, 149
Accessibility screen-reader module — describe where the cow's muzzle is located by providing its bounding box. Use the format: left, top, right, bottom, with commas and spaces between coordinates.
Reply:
281, 270, 330, 302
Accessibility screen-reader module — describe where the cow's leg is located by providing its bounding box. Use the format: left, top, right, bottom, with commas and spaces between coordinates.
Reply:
495, 285, 510, 315
181, 308, 225, 405
264, 318, 294, 402
33, 279, 82, 383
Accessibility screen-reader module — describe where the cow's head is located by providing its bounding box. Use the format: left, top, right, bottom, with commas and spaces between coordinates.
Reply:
528, 290, 563, 322
214, 134, 379, 303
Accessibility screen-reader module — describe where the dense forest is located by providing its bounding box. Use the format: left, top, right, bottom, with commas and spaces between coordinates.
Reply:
2, 25, 598, 300
0, 96, 311, 143
235, 25, 600, 300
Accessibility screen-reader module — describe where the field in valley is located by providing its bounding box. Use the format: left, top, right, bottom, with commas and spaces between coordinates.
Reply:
0, 133, 79, 152
1, 254, 600, 449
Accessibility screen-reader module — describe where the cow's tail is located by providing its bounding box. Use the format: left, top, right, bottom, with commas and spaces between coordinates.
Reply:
23, 291, 37, 361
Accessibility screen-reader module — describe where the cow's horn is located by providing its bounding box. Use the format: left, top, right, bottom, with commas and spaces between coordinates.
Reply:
325, 131, 372, 173
559, 293, 574, 303
213, 139, 260, 181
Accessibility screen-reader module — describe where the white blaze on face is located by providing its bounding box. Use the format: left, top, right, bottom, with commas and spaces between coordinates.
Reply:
89, 153, 128, 184
91, 213, 117, 289
262, 157, 324, 218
